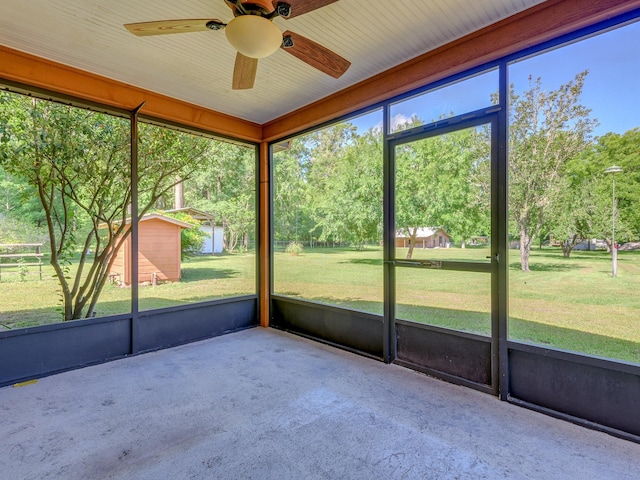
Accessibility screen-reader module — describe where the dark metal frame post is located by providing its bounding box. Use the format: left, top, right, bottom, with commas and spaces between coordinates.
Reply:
268, 142, 276, 326
382, 104, 395, 363
130, 102, 145, 354
258, 142, 269, 326
496, 62, 509, 399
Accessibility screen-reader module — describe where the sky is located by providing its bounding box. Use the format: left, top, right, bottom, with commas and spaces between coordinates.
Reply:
350, 18, 640, 138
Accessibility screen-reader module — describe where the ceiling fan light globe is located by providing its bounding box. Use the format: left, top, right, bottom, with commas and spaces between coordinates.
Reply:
225, 15, 282, 59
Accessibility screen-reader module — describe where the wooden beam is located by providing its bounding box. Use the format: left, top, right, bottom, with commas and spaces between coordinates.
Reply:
262, 0, 640, 141
0, 46, 262, 143
259, 141, 270, 327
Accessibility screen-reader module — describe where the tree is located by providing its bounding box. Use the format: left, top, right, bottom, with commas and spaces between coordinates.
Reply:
305, 122, 359, 245
0, 92, 209, 320
432, 126, 490, 248
161, 211, 207, 259
0, 165, 49, 243
272, 140, 312, 243
393, 118, 434, 259
273, 122, 366, 247
184, 141, 256, 252
548, 128, 638, 255
395, 140, 434, 259
216, 193, 255, 252
508, 71, 597, 271
395, 123, 489, 258
584, 129, 640, 241
545, 175, 593, 257
310, 126, 383, 248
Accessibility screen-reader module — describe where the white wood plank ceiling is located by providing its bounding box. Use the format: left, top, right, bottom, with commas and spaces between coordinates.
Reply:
0, 0, 544, 124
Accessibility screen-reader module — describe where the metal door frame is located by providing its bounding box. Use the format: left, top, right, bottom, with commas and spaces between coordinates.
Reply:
384, 110, 505, 395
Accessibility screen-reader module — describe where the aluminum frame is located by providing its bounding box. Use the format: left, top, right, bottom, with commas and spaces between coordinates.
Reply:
267, 10, 640, 442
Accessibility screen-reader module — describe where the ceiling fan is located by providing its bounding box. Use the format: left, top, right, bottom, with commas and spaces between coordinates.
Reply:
124, 0, 351, 90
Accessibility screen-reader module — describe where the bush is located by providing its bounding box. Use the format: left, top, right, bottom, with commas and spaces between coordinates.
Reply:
160, 212, 207, 259
285, 241, 303, 256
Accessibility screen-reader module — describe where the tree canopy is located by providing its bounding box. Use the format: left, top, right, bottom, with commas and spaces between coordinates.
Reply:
395, 125, 490, 258
0, 93, 215, 319
1, 66, 637, 322
508, 71, 597, 270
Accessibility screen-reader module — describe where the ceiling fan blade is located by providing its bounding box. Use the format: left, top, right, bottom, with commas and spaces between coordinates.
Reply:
273, 0, 338, 18
124, 19, 222, 37
232, 53, 258, 90
281, 31, 350, 78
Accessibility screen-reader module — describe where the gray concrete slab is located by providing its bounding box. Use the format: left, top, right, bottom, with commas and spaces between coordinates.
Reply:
1, 327, 639, 479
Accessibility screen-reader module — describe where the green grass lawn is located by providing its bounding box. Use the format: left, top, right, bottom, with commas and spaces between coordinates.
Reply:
273, 245, 640, 364
1, 245, 638, 364
0, 252, 256, 328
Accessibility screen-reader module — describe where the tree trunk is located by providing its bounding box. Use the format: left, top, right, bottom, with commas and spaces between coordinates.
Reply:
562, 242, 573, 258
174, 179, 184, 209
406, 228, 418, 260
519, 228, 531, 272
561, 235, 579, 258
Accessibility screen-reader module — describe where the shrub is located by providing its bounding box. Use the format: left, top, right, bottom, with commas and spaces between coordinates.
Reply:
160, 212, 207, 259
285, 241, 303, 256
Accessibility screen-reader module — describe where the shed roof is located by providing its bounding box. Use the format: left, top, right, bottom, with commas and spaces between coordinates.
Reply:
163, 208, 220, 225
138, 213, 192, 229
100, 213, 193, 230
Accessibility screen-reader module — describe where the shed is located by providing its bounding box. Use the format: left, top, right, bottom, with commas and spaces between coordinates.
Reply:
199, 225, 224, 254
396, 227, 451, 249
109, 213, 192, 285
163, 207, 223, 254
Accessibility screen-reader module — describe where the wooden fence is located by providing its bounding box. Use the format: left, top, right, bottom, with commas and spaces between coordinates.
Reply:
0, 243, 44, 281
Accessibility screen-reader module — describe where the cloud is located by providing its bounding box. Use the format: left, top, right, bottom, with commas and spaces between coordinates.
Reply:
370, 113, 417, 133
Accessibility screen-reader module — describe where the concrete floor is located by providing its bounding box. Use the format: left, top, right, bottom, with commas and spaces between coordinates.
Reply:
1, 328, 639, 480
